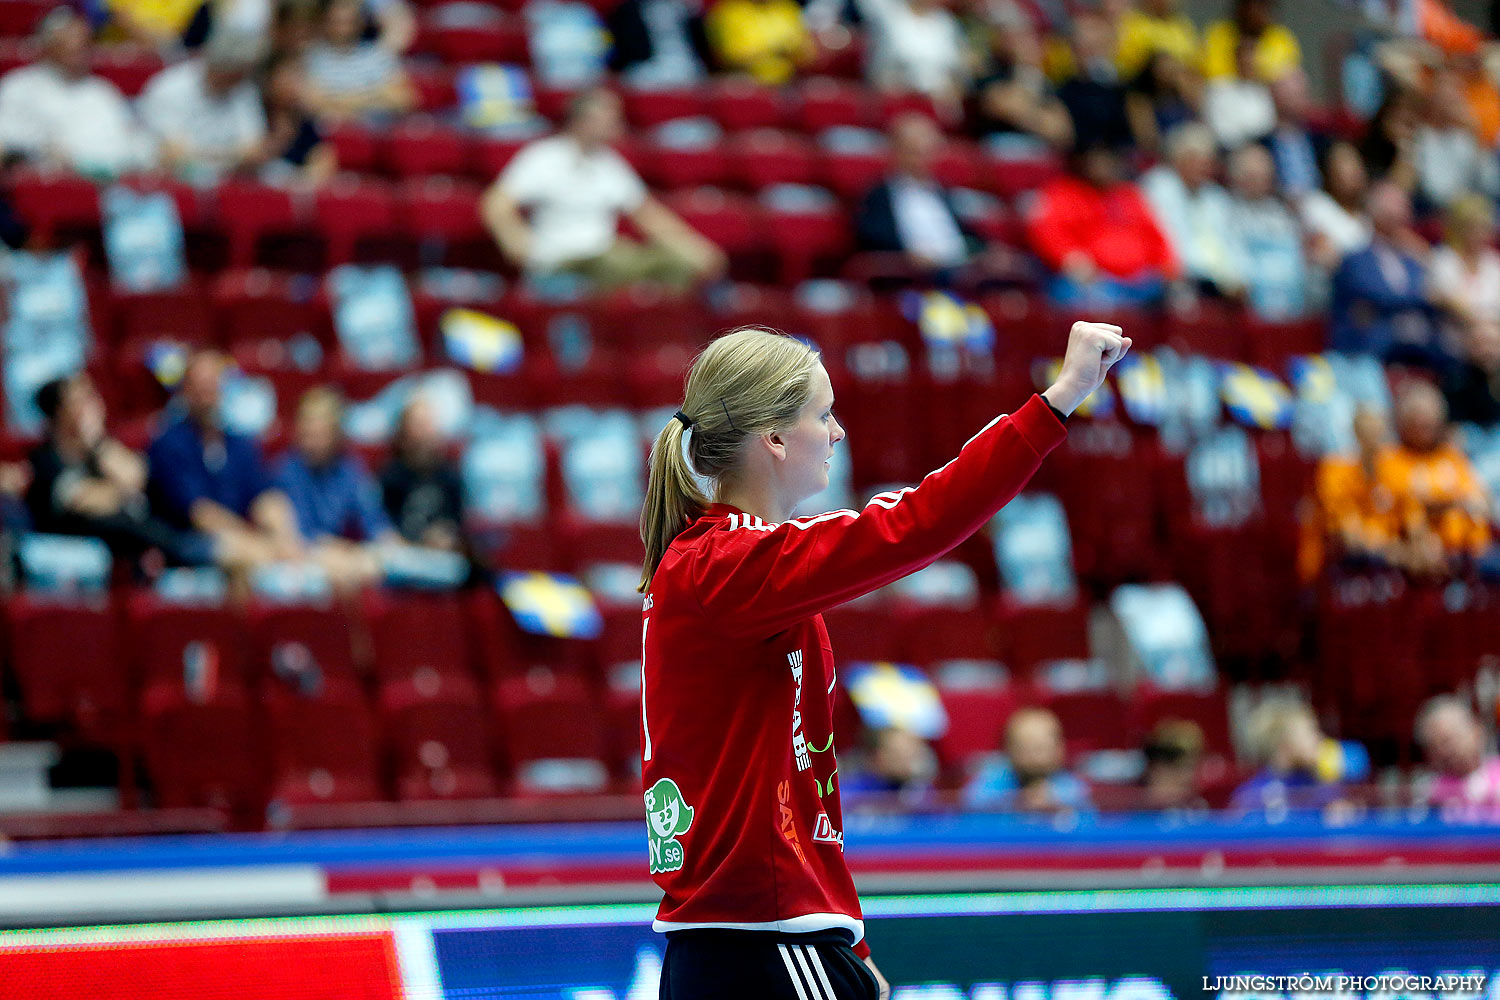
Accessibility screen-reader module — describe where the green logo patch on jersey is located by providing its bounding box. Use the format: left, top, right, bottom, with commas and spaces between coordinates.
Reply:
645, 777, 694, 875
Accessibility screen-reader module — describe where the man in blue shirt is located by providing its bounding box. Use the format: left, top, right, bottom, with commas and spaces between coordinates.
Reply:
1330, 182, 1440, 367
963, 707, 1095, 814
147, 351, 302, 565
272, 387, 396, 591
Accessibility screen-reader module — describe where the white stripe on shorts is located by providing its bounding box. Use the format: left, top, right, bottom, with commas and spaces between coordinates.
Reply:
793, 945, 828, 1000
778, 943, 812, 1000
806, 945, 839, 1000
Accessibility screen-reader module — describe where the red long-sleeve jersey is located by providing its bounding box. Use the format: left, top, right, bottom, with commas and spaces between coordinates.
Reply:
639, 394, 1067, 956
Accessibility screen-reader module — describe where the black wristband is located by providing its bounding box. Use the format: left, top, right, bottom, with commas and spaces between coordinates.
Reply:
1040, 393, 1069, 424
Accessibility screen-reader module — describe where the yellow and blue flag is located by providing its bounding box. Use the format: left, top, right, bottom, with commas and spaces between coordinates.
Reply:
1219, 362, 1293, 430
845, 661, 949, 739
498, 570, 603, 640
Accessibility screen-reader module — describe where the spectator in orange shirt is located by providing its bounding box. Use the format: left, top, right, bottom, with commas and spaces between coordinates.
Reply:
1300, 406, 1404, 582
1378, 380, 1492, 575
1026, 140, 1178, 309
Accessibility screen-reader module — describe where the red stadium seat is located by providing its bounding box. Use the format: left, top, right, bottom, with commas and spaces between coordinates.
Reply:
796, 78, 874, 132
1246, 317, 1327, 370
0, 0, 50, 37
326, 124, 384, 175
379, 675, 499, 800
247, 601, 361, 699
422, 18, 528, 64
395, 176, 494, 269
660, 187, 766, 277
91, 49, 162, 98
266, 696, 383, 804
111, 283, 215, 348
409, 65, 458, 114
213, 269, 329, 353
215, 181, 304, 270
127, 592, 252, 705
362, 591, 475, 689
603, 660, 644, 771
764, 199, 851, 284
1036, 689, 1130, 754
822, 601, 904, 663
637, 140, 732, 190
314, 176, 401, 266
934, 668, 1019, 768
622, 86, 707, 127
2, 594, 124, 731
471, 136, 529, 182
709, 79, 786, 131
492, 669, 607, 768
730, 130, 820, 190
388, 117, 473, 178
10, 170, 101, 247
995, 597, 1090, 679
143, 693, 264, 816
981, 153, 1062, 198
895, 606, 1000, 666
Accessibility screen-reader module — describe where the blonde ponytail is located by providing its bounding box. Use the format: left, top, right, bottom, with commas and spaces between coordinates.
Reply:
638, 327, 820, 592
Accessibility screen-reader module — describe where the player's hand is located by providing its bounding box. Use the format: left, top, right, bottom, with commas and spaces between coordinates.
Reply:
1044, 321, 1131, 417
863, 956, 891, 1000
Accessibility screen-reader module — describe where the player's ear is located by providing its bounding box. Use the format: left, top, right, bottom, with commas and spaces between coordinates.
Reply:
763, 430, 787, 462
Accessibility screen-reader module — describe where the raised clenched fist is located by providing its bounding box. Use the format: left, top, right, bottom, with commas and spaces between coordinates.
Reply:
1043, 321, 1132, 417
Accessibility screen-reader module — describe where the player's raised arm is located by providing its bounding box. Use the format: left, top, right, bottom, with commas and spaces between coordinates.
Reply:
640, 323, 1130, 639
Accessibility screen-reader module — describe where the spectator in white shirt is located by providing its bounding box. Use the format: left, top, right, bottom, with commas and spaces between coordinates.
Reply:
1204, 38, 1276, 150
1429, 192, 1500, 352
0, 9, 156, 178
302, 0, 414, 123
1143, 122, 1245, 299
1414, 68, 1499, 211
854, 112, 977, 274
1300, 140, 1372, 272
138, 30, 268, 180
862, 0, 970, 117
481, 88, 726, 293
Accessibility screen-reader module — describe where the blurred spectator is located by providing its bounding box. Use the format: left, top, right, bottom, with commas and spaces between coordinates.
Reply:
258, 52, 337, 186
1444, 318, 1500, 427
363, 0, 417, 54
107, 0, 267, 50
1203, 38, 1276, 150
1201, 0, 1302, 83
972, 15, 1072, 149
1330, 182, 1437, 363
1228, 143, 1308, 319
25, 374, 221, 570
1232, 697, 1349, 814
1300, 141, 1371, 271
147, 352, 302, 567
381, 395, 466, 553
841, 726, 939, 803
272, 0, 321, 58
1429, 194, 1500, 350
138, 30, 268, 180
1379, 380, 1490, 573
1124, 52, 1198, 156
1114, 0, 1197, 82
1140, 719, 1208, 813
964, 707, 1094, 813
0, 9, 155, 177
606, 0, 710, 85
1263, 69, 1327, 199
1027, 141, 1177, 308
1359, 88, 1420, 192
862, 0, 972, 116
855, 113, 980, 275
1453, 48, 1500, 149
1416, 694, 1500, 820
273, 387, 393, 590
704, 0, 813, 86
1142, 123, 1244, 301
1414, 69, 1499, 211
302, 0, 415, 123
1055, 10, 1134, 153
482, 88, 725, 293
1300, 406, 1402, 582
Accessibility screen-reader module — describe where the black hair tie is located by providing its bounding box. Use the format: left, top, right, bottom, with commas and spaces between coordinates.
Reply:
673, 410, 693, 428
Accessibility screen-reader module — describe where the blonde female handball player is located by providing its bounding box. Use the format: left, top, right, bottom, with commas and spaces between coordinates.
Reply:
637, 322, 1130, 1000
